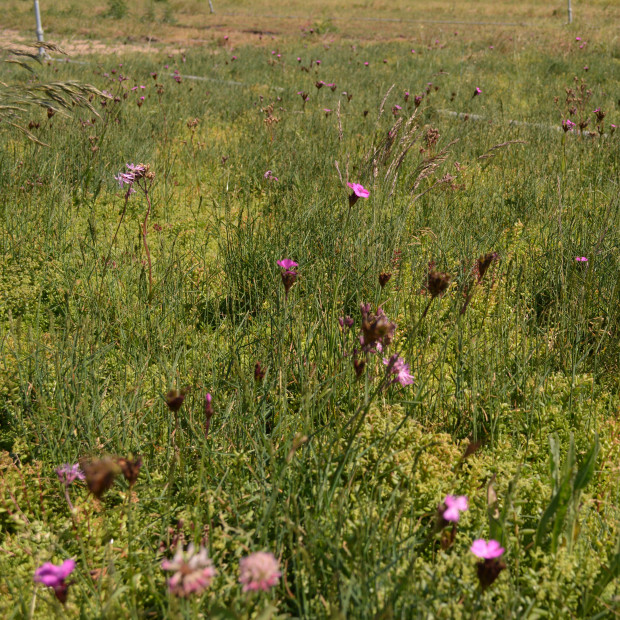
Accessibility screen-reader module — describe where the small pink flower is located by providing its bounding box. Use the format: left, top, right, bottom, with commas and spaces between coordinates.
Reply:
277, 259, 298, 270
383, 355, 414, 386
575, 256, 588, 263
364, 61, 369, 66
411, 49, 416, 53
56, 464, 84, 486
161, 544, 217, 597
315, 60, 321, 65
35, 559, 76, 588
297, 57, 302, 62
35, 559, 76, 604
473, 87, 482, 97
442, 495, 468, 522
471, 539, 505, 559
347, 182, 370, 198
232, 56, 237, 61
575, 36, 581, 41
239, 551, 281, 592
562, 119, 576, 132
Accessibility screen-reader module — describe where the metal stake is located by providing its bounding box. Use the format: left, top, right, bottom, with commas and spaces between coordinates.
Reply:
567, 0, 573, 24
208, 0, 215, 13
34, 0, 46, 57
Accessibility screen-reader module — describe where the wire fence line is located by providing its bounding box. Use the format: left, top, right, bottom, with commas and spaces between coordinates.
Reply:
215, 11, 532, 28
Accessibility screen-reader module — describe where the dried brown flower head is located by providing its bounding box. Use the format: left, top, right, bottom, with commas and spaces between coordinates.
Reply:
165, 388, 187, 413
427, 270, 452, 298
117, 455, 142, 487
254, 362, 266, 382
80, 457, 120, 498
476, 252, 498, 282
379, 272, 392, 288
476, 558, 506, 590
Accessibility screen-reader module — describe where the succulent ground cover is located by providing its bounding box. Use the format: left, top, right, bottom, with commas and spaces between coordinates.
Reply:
0, 2, 619, 617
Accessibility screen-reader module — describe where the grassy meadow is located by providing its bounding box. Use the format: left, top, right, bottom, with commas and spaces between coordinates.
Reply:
1, 1, 620, 617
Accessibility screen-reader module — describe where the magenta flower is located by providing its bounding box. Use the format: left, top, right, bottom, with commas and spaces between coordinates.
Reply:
315, 60, 321, 65
277, 259, 298, 297
347, 182, 370, 207
347, 182, 370, 198
442, 495, 468, 522
575, 256, 588, 263
383, 355, 414, 386
56, 464, 85, 486
562, 119, 576, 132
239, 551, 281, 592
264, 170, 279, 182
364, 61, 369, 66
161, 544, 217, 597
34, 559, 75, 604
277, 259, 298, 270
473, 87, 482, 97
297, 57, 301, 62
470, 539, 505, 559
575, 36, 581, 41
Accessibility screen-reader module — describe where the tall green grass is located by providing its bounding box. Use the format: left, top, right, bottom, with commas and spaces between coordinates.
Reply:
0, 32, 619, 618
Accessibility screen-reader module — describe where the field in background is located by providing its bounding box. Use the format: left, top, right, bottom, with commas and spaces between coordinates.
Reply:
1, 1, 620, 618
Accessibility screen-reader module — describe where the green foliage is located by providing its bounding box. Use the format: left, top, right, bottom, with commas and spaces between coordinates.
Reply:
105, 0, 128, 19
0, 25, 619, 618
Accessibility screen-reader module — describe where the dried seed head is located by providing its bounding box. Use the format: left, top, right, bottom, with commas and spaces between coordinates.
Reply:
254, 362, 266, 382
79, 457, 120, 498
117, 455, 142, 487
281, 270, 298, 296
477, 252, 498, 282
379, 272, 392, 288
352, 349, 366, 379
476, 558, 506, 590
428, 270, 451, 298
165, 389, 186, 413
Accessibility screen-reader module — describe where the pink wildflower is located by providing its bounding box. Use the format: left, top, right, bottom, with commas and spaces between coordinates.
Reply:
161, 544, 217, 597
383, 355, 414, 386
347, 182, 370, 198
239, 551, 281, 592
442, 495, 468, 522
56, 464, 84, 486
34, 559, 76, 604
470, 539, 504, 559
277, 259, 298, 270
575, 256, 588, 263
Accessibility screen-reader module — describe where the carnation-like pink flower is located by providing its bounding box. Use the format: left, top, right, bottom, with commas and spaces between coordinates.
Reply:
35, 559, 76, 604
347, 182, 370, 198
442, 495, 468, 522
562, 118, 576, 132
277, 259, 298, 271
161, 544, 217, 597
575, 256, 588, 263
239, 551, 281, 592
470, 539, 504, 559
